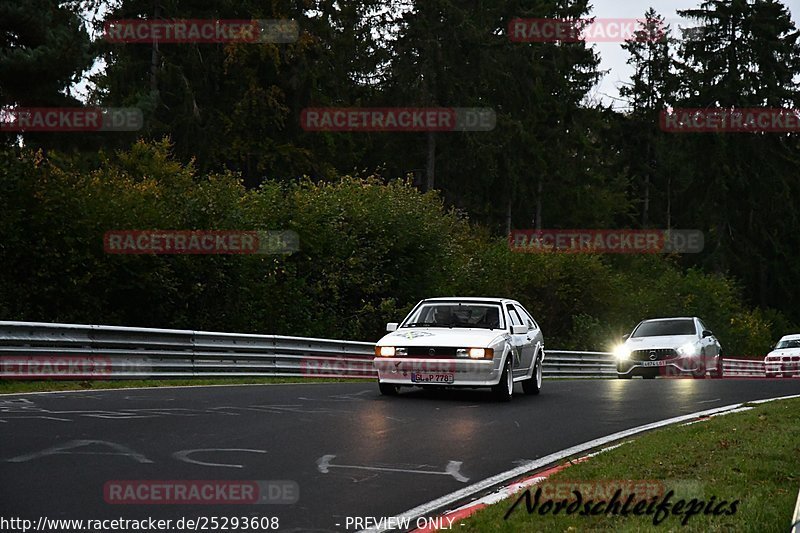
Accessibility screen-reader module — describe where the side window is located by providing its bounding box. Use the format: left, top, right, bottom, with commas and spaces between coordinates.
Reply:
506, 305, 523, 329
696, 319, 706, 335
516, 305, 538, 330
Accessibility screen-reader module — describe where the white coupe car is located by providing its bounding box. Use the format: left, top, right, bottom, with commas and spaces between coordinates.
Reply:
765, 335, 800, 378
373, 297, 545, 401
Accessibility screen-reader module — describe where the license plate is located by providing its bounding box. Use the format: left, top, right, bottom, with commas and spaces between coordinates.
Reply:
640, 360, 668, 367
411, 372, 454, 384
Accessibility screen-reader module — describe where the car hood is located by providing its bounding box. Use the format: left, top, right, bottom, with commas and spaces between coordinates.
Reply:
624, 335, 697, 350
766, 348, 800, 359
376, 327, 506, 348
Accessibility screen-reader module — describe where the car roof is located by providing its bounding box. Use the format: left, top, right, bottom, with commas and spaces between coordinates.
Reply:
421, 297, 512, 304
778, 334, 800, 341
640, 317, 697, 322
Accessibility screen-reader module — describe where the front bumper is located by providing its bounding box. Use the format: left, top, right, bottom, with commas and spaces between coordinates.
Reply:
373, 357, 501, 386
616, 356, 714, 377
765, 361, 800, 376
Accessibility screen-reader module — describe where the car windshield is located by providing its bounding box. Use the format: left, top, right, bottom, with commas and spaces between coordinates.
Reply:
403, 303, 503, 329
776, 339, 800, 349
631, 319, 696, 338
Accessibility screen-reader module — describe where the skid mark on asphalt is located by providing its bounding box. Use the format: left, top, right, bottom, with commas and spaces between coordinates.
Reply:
0, 398, 348, 422
316, 455, 470, 483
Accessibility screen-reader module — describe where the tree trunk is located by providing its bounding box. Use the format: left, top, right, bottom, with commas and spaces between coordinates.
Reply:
150, 2, 159, 96
536, 180, 543, 230
426, 131, 435, 191
506, 198, 512, 235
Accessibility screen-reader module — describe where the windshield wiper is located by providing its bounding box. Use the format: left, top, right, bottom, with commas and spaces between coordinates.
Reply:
404, 322, 438, 327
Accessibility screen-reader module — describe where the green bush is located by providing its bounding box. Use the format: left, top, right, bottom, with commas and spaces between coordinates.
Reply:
0, 140, 792, 355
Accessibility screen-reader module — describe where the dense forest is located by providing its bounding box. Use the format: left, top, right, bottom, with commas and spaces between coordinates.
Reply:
1, 0, 798, 354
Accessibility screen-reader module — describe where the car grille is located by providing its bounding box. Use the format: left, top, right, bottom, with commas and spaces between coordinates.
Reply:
630, 348, 678, 361
403, 347, 458, 358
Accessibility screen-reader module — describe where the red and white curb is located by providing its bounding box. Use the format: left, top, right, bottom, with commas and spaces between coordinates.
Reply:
358, 394, 800, 533
680, 406, 753, 426
409, 444, 626, 533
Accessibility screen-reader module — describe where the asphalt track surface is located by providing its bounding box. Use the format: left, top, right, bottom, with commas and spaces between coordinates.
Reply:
3, 379, 800, 533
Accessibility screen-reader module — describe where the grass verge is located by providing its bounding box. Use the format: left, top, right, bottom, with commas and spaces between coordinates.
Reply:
461, 397, 800, 532
0, 377, 369, 394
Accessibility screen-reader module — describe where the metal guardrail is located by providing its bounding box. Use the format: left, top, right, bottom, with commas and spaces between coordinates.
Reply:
0, 321, 614, 380
0, 321, 785, 381
542, 350, 616, 378
723, 358, 766, 377
0, 321, 375, 379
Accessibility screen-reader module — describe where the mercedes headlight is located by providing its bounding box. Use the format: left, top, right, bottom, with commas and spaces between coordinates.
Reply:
677, 342, 699, 357
613, 345, 631, 360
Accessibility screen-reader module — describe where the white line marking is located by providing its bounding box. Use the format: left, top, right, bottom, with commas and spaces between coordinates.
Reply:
698, 398, 721, 404
173, 448, 268, 468
317, 455, 469, 482
6, 439, 154, 464
357, 393, 800, 533
0, 416, 72, 422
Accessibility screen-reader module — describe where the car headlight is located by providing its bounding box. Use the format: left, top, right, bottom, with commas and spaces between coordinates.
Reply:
677, 342, 699, 357
376, 346, 395, 357
613, 345, 631, 360
469, 347, 493, 359
457, 348, 493, 359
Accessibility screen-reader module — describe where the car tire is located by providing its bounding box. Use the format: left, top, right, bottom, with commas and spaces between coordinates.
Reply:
692, 352, 708, 379
617, 373, 632, 379
378, 382, 399, 396
522, 358, 542, 395
492, 357, 513, 402
710, 356, 723, 379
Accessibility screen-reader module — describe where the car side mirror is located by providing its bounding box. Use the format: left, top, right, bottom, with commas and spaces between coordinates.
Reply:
511, 324, 528, 335
622, 333, 630, 341
702, 330, 713, 338
386, 322, 398, 332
